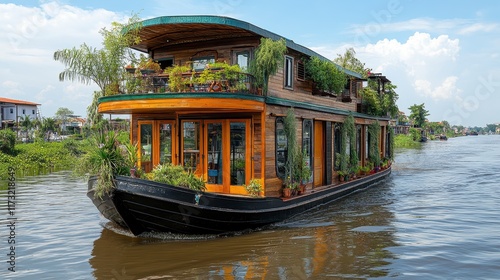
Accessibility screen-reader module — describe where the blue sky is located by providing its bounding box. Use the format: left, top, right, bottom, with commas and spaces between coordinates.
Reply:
2, 0, 500, 127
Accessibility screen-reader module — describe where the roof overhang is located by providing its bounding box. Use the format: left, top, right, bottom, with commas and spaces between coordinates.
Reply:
129, 15, 362, 78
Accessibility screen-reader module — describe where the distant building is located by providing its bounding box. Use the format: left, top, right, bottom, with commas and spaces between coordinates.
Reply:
64, 116, 86, 134
0, 97, 40, 129
394, 111, 410, 135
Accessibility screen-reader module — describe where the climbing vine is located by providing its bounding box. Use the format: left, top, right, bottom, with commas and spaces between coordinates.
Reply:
368, 121, 381, 167
343, 114, 358, 174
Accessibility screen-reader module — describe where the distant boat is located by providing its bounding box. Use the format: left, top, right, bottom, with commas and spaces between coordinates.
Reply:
470, 131, 479, 136
439, 134, 448, 141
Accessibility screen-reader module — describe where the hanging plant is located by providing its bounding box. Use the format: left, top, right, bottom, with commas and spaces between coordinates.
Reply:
249, 37, 287, 94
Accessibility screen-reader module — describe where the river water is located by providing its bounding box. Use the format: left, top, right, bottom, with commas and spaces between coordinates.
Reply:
1, 135, 499, 279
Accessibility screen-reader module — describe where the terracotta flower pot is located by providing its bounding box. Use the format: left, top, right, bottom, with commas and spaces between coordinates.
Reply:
283, 188, 292, 198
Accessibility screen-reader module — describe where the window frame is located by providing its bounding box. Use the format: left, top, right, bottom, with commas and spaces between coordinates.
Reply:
284, 55, 294, 89
275, 117, 287, 179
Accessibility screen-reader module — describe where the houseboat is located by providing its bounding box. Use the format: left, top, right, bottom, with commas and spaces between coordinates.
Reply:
87, 15, 393, 236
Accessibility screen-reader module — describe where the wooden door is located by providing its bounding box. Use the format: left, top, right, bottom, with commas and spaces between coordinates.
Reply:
314, 121, 324, 187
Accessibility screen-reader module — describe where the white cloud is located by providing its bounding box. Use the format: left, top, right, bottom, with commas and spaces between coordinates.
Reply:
0, 2, 122, 118
458, 23, 498, 35
358, 32, 460, 101
414, 76, 460, 100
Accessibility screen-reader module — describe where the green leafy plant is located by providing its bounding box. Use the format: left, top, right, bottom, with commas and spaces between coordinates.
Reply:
368, 121, 381, 168
343, 114, 358, 176
249, 37, 287, 94
138, 54, 162, 73
165, 65, 191, 92
0, 129, 16, 155
283, 108, 301, 189
305, 56, 346, 94
150, 163, 206, 192
244, 178, 262, 197
296, 149, 311, 184
77, 131, 131, 198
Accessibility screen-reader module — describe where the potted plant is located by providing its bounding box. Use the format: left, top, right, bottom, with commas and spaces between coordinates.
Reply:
165, 65, 190, 92
337, 171, 347, 182
138, 55, 161, 74
244, 178, 262, 197
297, 149, 311, 195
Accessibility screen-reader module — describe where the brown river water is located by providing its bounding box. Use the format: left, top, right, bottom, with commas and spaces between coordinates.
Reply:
1, 135, 499, 279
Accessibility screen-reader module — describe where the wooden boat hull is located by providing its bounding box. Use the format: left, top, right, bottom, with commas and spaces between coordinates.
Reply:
87, 167, 391, 236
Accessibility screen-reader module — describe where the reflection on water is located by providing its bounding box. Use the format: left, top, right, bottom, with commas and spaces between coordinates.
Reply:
90, 184, 396, 279
2, 136, 500, 279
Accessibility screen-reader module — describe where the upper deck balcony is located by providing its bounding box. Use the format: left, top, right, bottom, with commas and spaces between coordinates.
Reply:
123, 65, 260, 96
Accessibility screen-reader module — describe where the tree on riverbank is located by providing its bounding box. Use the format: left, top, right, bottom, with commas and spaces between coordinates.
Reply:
408, 103, 429, 128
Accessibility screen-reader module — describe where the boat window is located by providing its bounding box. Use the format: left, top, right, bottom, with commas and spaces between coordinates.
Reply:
236, 51, 249, 71
192, 56, 215, 71
158, 58, 174, 70
139, 122, 153, 173
207, 122, 223, 185
302, 119, 313, 182
159, 122, 173, 164
334, 123, 342, 170
230, 122, 246, 185
356, 125, 362, 161
182, 121, 201, 173
276, 117, 287, 178
385, 128, 391, 158
284, 56, 293, 89
365, 126, 370, 160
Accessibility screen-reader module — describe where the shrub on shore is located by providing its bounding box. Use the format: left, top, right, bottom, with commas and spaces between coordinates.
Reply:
394, 134, 421, 148
0, 140, 83, 180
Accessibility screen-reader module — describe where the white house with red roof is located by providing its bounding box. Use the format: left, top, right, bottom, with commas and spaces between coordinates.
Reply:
0, 97, 40, 129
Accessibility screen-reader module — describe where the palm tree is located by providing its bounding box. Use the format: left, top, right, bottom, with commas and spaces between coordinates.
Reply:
53, 14, 142, 126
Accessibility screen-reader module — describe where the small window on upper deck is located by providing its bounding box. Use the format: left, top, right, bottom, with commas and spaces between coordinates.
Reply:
236, 51, 249, 71
158, 58, 174, 70
192, 56, 215, 71
284, 56, 293, 89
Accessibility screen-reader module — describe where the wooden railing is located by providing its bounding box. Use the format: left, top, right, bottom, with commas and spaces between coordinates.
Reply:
123, 69, 261, 95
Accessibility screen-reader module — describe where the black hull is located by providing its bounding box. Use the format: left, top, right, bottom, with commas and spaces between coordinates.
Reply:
88, 167, 391, 236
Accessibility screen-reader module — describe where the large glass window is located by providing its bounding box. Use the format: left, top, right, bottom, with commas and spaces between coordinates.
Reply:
386, 128, 391, 158
365, 126, 370, 160
139, 122, 153, 172
207, 122, 223, 185
284, 56, 293, 89
182, 121, 201, 173
276, 117, 287, 178
356, 125, 362, 161
230, 122, 246, 186
159, 122, 173, 164
334, 123, 342, 170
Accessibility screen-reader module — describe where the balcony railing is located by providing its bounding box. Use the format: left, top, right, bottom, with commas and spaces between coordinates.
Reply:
123, 69, 261, 96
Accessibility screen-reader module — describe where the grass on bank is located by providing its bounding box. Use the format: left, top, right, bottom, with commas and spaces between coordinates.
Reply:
0, 140, 83, 181
394, 134, 422, 148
